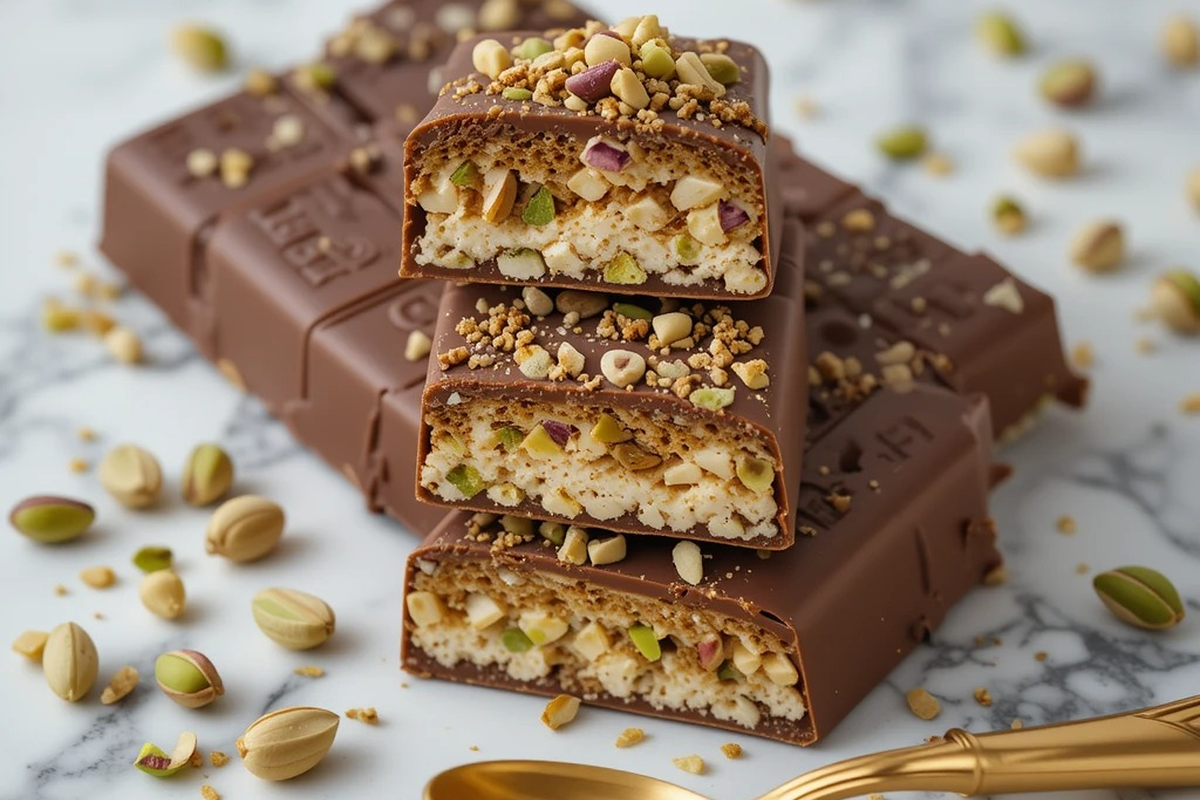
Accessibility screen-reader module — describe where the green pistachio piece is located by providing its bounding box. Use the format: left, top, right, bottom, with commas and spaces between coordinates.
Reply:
132, 545, 174, 573
638, 42, 676, 79
133, 731, 197, 778
700, 52, 740, 85
612, 302, 653, 321
590, 413, 634, 444
1093, 566, 1185, 631
735, 456, 775, 494
9, 495, 95, 544
521, 185, 556, 226
876, 125, 928, 160
1165, 269, 1200, 312
610, 442, 662, 471
501, 627, 534, 653
293, 61, 336, 92
977, 11, 1025, 57
495, 425, 525, 449
627, 623, 661, 661
171, 25, 228, 72
446, 464, 486, 498
603, 252, 646, 285
502, 86, 534, 102
499, 515, 534, 537
672, 234, 703, 266
450, 161, 478, 187
716, 659, 746, 682
519, 424, 563, 457
517, 36, 553, 61
689, 387, 735, 411
991, 195, 1027, 235
1039, 60, 1097, 108
538, 521, 566, 546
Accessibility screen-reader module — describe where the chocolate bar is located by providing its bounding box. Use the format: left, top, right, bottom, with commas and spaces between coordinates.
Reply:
415, 225, 806, 549
400, 24, 781, 299
402, 384, 1001, 746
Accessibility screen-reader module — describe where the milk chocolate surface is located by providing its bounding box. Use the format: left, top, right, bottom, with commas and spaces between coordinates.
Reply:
400, 28, 780, 299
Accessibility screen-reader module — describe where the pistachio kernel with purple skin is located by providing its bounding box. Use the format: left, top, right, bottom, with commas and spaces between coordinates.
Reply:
133, 731, 197, 778
565, 59, 621, 103
718, 201, 750, 233
540, 420, 576, 447
582, 138, 630, 172
9, 495, 95, 544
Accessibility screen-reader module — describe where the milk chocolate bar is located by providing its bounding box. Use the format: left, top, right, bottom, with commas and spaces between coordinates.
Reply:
402, 385, 1001, 746
416, 225, 804, 549
400, 24, 781, 299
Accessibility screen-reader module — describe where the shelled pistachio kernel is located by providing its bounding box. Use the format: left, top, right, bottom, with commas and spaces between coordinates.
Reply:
1039, 60, 1097, 108
134, 731, 198, 778
1162, 15, 1199, 67
1069, 220, 1124, 273
992, 196, 1027, 235
876, 125, 927, 160
155, 649, 223, 708
139, 569, 186, 619
603, 252, 646, 285
502, 86, 534, 102
673, 234, 702, 265
472, 38, 511, 79
639, 42, 675, 79
293, 61, 336, 92
1151, 270, 1200, 333
42, 621, 99, 702
100, 665, 140, 704
699, 52, 740, 85
446, 464, 486, 497
237, 706, 339, 781
182, 443, 234, 506
976, 11, 1025, 57
133, 545, 173, 573
406, 591, 446, 628
541, 694, 581, 730
1014, 129, 1080, 178
517, 36, 553, 61
171, 24, 228, 71
736, 456, 775, 494
628, 623, 661, 661
522, 185, 555, 225
99, 443, 162, 508
12, 629, 50, 661
251, 587, 336, 650
1093, 566, 1185, 630
9, 495, 94, 544
689, 387, 735, 411
205, 495, 285, 562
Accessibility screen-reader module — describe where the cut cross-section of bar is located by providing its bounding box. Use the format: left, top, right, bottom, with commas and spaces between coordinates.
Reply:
401, 19, 779, 299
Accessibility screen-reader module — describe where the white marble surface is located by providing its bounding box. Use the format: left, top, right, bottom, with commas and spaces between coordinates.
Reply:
3, 1, 1200, 798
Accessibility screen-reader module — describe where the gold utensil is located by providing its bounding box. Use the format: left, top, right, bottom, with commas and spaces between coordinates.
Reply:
425, 694, 1200, 800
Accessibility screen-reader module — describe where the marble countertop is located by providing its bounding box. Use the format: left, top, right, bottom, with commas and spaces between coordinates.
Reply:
3, 0, 1200, 798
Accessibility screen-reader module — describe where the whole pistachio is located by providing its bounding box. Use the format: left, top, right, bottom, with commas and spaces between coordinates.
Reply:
1014, 128, 1080, 178
237, 706, 340, 781
99, 444, 162, 508
42, 621, 99, 702
139, 569, 186, 620
133, 731, 198, 777
1151, 270, 1200, 334
206, 495, 285, 562
976, 11, 1025, 57
182, 443, 234, 506
1093, 566, 1185, 630
1039, 60, 1097, 108
9, 495, 94, 544
251, 588, 336, 650
1069, 220, 1125, 273
155, 649, 224, 708
875, 125, 928, 160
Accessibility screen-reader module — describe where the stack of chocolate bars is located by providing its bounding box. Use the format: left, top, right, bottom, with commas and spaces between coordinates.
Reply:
100, 0, 1086, 746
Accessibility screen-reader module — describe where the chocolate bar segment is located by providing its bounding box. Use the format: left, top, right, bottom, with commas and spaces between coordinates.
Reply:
416, 224, 806, 549
403, 385, 1001, 745
401, 23, 780, 299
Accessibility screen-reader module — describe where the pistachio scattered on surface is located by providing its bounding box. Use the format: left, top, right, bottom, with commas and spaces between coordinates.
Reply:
100, 665, 140, 705
42, 621, 99, 702
1069, 220, 1125, 273
1162, 15, 1199, 67
1151, 270, 1200, 334
133, 731, 198, 778
139, 569, 186, 620
182, 443, 234, 506
79, 565, 116, 589
541, 694, 582, 730
99, 444, 162, 508
237, 706, 340, 781
205, 495, 285, 562
1038, 60, 1097, 107
133, 545, 173, 573
12, 629, 50, 661
171, 24, 229, 72
1093, 566, 1184, 630
875, 125, 928, 160
104, 325, 144, 365
251, 587, 336, 650
906, 687, 941, 720
1014, 128, 1080, 178
992, 196, 1027, 235
155, 649, 224, 708
9, 495, 94, 544
976, 11, 1026, 57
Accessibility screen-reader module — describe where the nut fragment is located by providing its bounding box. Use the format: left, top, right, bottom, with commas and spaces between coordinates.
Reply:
42, 621, 99, 702
541, 694, 581, 730
482, 169, 517, 223
237, 706, 340, 781
472, 38, 511, 79
992, 196, 1027, 235
80, 565, 116, 589
134, 731, 198, 778
251, 587, 336, 650
1039, 60, 1097, 108
672, 755, 705, 775
600, 349, 646, 388
1069, 220, 1125, 273
206, 495, 286, 562
99, 443, 162, 508
156, 649, 224, 708
8, 495, 94, 544
671, 540, 703, 585
1014, 129, 1080, 178
1093, 565, 1185, 630
105, 326, 143, 365
133, 545, 173, 573
876, 125, 928, 160
1162, 15, 1199, 67
906, 687, 941, 720
171, 24, 228, 71
100, 665, 140, 704
139, 569, 186, 620
652, 312, 692, 346
587, 534, 627, 566
405, 330, 433, 361
1151, 270, 1200, 334
12, 630, 49, 661
1189, 167, 1200, 212
182, 443, 235, 506
615, 727, 645, 748
976, 11, 1025, 57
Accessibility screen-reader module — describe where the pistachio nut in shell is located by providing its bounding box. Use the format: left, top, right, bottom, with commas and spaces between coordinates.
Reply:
182, 443, 235, 506
206, 495, 285, 562
42, 621, 99, 702
251, 588, 336, 650
1038, 59, 1097, 108
139, 569, 186, 619
1151, 270, 1200, 334
9, 495, 94, 544
133, 731, 198, 777
237, 706, 339, 781
1093, 566, 1184, 631
99, 443, 163, 508
155, 649, 224, 708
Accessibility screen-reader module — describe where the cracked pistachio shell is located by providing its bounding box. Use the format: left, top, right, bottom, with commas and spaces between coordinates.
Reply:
237, 706, 339, 781
155, 649, 223, 708
205, 495, 285, 562
251, 588, 336, 650
133, 731, 197, 777
42, 621, 99, 702
1093, 566, 1184, 631
9, 495, 94, 544
182, 443, 234, 506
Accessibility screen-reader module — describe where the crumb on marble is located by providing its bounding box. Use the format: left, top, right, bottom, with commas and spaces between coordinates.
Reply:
200, 785, 221, 800
973, 687, 993, 707
210, 751, 229, 767
720, 742, 742, 759
1055, 515, 1077, 535
294, 665, 325, 678
77, 426, 97, 442
55, 250, 79, 268
1011, 718, 1024, 730
346, 707, 379, 724
983, 564, 1008, 586
68, 457, 89, 473
469, 745, 479, 752
1070, 342, 1094, 369
1076, 562, 1090, 574
672, 755, 705, 775
1181, 393, 1200, 415
905, 688, 941, 720
1135, 337, 1156, 355
1035, 651, 1048, 661
53, 584, 69, 596
615, 727, 645, 748
794, 94, 818, 118
922, 152, 955, 177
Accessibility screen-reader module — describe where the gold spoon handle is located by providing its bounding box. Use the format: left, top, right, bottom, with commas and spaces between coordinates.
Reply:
767, 695, 1200, 800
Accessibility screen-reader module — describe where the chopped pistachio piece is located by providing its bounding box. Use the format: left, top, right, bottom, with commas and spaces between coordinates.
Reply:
603, 252, 646, 285
612, 302, 653, 321
495, 425, 525, 449
627, 623, 661, 661
876, 125, 928, 160
502, 86, 534, 102
639, 42, 676, 79
735, 456, 775, 494
673, 234, 703, 265
445, 464, 486, 498
517, 36, 553, 61
501, 627, 534, 653
521, 186, 556, 226
689, 387, 735, 410
590, 413, 633, 444
519, 424, 563, 458
450, 161, 478, 187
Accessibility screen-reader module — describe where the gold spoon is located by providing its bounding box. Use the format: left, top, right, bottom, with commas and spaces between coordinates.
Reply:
425, 694, 1200, 800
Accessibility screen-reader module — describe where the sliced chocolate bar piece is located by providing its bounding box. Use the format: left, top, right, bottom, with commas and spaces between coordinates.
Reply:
403, 385, 1001, 746
416, 224, 806, 549
401, 20, 780, 299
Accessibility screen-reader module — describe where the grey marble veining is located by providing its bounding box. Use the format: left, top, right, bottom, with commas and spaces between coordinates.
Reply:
2, 1, 1200, 799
